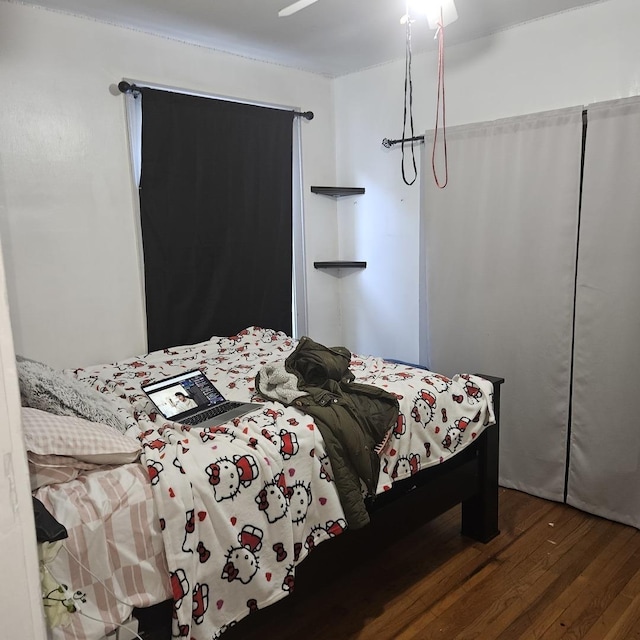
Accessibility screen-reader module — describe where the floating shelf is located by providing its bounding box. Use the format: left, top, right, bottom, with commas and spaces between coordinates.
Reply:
310, 186, 365, 197
314, 261, 367, 269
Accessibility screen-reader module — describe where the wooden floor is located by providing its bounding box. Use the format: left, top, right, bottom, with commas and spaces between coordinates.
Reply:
217, 488, 640, 640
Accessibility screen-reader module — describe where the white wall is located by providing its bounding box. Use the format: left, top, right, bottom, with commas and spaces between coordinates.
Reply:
0, 238, 47, 637
5, 0, 639, 369
0, 1, 342, 369
334, 0, 640, 362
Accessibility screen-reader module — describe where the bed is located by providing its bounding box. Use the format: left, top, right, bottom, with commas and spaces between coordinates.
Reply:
21, 326, 503, 640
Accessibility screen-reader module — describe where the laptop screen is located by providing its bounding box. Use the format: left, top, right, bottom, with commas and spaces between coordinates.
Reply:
142, 369, 226, 421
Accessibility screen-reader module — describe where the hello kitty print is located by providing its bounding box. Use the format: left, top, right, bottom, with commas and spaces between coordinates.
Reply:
71, 326, 495, 639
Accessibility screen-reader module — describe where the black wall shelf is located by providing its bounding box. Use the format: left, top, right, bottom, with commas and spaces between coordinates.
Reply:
314, 261, 367, 269
310, 186, 365, 197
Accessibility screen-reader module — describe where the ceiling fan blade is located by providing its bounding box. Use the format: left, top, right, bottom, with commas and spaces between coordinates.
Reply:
278, 0, 319, 17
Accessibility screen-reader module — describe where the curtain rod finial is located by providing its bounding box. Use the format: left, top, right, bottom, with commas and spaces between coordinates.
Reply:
118, 81, 141, 96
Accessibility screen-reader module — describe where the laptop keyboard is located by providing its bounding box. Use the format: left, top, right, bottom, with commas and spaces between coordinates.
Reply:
183, 401, 243, 425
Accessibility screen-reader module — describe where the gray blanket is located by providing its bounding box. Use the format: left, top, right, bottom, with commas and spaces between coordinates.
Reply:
17, 356, 128, 433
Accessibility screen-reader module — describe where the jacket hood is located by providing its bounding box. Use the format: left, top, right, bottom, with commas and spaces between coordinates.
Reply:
286, 336, 354, 386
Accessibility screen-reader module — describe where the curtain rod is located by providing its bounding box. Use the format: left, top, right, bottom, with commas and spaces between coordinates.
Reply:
383, 109, 590, 148
117, 81, 314, 120
382, 135, 425, 148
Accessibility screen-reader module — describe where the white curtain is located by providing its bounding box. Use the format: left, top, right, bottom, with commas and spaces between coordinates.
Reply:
124, 91, 142, 187
292, 115, 308, 338
567, 97, 640, 528
420, 107, 584, 501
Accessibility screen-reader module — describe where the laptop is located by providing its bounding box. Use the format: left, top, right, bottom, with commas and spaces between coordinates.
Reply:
141, 369, 261, 428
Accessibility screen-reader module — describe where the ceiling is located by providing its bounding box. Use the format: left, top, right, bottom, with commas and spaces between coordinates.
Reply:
18, 0, 608, 77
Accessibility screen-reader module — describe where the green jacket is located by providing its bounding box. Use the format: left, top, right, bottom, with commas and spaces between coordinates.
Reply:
258, 336, 399, 529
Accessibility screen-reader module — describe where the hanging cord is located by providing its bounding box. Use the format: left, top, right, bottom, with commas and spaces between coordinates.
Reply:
431, 7, 449, 188
401, 8, 418, 186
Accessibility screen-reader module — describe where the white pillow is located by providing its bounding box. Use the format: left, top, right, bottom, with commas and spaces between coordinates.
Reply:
22, 407, 141, 465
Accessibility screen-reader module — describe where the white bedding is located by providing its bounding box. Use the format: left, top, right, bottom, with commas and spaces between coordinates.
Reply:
36, 326, 495, 639
35, 463, 170, 640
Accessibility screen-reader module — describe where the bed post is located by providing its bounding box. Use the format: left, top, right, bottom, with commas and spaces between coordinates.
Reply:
461, 374, 504, 543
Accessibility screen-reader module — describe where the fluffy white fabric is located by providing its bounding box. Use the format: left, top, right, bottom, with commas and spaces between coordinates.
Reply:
256, 363, 306, 404
17, 356, 128, 433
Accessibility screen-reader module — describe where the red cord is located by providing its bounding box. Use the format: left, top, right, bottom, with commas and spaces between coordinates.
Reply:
431, 8, 449, 189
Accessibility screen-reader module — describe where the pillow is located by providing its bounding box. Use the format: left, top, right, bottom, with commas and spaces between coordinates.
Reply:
22, 408, 141, 465
16, 356, 128, 433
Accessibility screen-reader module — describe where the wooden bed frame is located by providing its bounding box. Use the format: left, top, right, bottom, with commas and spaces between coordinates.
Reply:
134, 374, 504, 639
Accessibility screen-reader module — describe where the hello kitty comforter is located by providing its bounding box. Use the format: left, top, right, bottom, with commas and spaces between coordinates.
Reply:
71, 326, 495, 639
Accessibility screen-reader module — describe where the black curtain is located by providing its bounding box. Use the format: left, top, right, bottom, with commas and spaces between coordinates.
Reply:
139, 88, 294, 352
